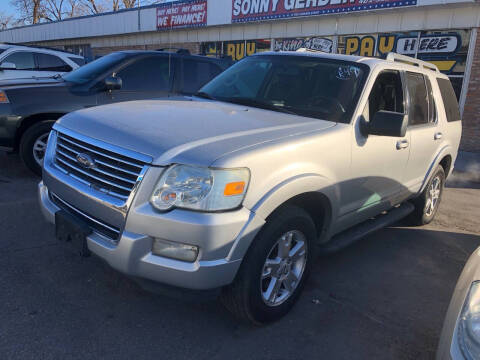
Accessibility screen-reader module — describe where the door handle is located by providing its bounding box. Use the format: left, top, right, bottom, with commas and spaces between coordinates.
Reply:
434, 132, 443, 140
396, 139, 409, 150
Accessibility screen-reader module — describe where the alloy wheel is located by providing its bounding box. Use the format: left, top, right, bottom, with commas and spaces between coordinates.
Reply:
32, 133, 49, 166
425, 176, 441, 217
260, 230, 308, 307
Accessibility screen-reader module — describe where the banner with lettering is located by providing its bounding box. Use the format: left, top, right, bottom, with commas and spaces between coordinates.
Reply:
156, 0, 207, 29
232, 0, 417, 23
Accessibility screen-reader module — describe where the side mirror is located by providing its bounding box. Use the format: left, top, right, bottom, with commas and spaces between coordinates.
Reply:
0, 62, 16, 71
364, 110, 408, 138
103, 76, 122, 91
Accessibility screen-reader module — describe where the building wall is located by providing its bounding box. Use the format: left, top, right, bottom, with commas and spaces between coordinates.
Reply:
462, 28, 480, 152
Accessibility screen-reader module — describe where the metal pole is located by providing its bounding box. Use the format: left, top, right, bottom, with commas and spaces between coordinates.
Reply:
138, 0, 141, 31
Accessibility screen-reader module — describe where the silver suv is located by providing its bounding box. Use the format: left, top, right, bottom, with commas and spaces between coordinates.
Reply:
39, 51, 462, 323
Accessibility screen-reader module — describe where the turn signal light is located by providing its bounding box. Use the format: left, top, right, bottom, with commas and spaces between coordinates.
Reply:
224, 181, 246, 196
0, 91, 9, 103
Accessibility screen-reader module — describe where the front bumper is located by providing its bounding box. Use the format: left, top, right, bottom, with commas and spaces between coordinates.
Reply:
0, 111, 22, 151
39, 180, 265, 290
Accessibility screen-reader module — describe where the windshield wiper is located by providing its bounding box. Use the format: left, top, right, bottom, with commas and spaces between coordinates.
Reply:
194, 91, 216, 100
222, 97, 299, 116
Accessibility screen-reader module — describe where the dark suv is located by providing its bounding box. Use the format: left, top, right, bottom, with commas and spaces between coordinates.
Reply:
0, 50, 231, 175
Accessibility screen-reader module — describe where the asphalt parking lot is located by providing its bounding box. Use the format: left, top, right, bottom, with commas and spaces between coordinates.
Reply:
1, 153, 479, 360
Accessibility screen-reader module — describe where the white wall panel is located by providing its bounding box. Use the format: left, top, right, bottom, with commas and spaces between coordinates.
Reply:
377, 13, 403, 32
1, 1, 479, 46
355, 14, 380, 34
208, 0, 232, 26
400, 10, 426, 30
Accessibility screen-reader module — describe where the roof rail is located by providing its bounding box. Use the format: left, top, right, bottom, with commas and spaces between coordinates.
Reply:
386, 52, 439, 73
156, 48, 190, 55
296, 47, 323, 53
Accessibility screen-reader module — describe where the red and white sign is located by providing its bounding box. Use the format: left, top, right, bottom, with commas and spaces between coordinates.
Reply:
156, 0, 207, 29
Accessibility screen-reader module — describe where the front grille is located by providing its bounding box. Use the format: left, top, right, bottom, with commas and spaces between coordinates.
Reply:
54, 132, 146, 201
50, 192, 121, 241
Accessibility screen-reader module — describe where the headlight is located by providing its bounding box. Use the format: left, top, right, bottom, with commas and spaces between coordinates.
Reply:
458, 281, 480, 359
150, 165, 250, 212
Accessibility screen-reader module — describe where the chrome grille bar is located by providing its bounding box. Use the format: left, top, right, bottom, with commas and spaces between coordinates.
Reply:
53, 131, 148, 202
56, 147, 137, 185
58, 134, 144, 170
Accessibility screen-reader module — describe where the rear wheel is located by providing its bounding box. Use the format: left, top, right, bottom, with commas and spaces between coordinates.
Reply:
19, 121, 54, 176
221, 205, 316, 324
408, 165, 445, 225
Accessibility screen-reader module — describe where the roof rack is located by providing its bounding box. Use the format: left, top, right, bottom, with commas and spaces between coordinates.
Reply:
296, 48, 323, 53
1, 42, 81, 56
156, 48, 190, 55
386, 52, 439, 73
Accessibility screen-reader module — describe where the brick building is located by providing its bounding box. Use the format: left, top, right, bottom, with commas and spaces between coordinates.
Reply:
0, 0, 479, 151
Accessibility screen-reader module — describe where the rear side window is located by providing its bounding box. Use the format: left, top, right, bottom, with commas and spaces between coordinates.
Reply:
1, 51, 36, 70
68, 57, 85, 66
406, 72, 429, 126
36, 53, 72, 72
437, 78, 461, 122
182, 59, 223, 94
116, 56, 173, 92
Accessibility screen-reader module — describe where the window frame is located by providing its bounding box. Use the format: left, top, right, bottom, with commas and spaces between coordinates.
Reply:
0, 50, 37, 71
437, 77, 461, 123
404, 71, 438, 128
112, 54, 177, 93
179, 57, 223, 95
34, 52, 72, 72
364, 69, 407, 122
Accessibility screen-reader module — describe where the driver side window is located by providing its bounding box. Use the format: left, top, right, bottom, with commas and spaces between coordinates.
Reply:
366, 70, 404, 121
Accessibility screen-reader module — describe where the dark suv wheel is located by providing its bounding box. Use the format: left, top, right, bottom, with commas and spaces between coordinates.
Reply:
19, 120, 54, 176
221, 205, 316, 324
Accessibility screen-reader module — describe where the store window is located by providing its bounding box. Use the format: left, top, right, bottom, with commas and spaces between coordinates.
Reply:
201, 39, 271, 61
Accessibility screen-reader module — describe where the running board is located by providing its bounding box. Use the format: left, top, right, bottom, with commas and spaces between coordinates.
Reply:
321, 202, 415, 254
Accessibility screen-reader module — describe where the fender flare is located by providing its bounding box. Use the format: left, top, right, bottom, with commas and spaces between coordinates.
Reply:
227, 174, 338, 261
418, 145, 453, 194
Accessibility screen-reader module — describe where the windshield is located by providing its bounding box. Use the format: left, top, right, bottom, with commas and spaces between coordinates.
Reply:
62, 53, 128, 84
199, 55, 369, 123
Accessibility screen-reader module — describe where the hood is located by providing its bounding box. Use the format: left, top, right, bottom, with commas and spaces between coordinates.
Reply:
0, 76, 67, 90
56, 99, 337, 166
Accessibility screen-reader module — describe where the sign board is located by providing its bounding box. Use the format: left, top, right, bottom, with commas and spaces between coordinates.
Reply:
156, 0, 207, 29
274, 37, 334, 53
396, 35, 460, 55
232, 0, 417, 23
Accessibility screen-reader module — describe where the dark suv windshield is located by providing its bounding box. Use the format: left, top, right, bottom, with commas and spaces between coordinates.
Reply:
63, 53, 128, 84
199, 55, 369, 123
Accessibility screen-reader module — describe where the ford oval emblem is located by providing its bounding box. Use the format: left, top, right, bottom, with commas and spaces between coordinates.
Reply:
76, 153, 96, 169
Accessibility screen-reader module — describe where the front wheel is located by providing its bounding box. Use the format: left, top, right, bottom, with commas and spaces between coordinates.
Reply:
408, 165, 445, 225
221, 205, 316, 324
19, 120, 54, 176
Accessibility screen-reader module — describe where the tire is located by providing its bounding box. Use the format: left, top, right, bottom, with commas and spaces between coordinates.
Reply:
19, 120, 55, 176
221, 205, 316, 325
408, 165, 445, 226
